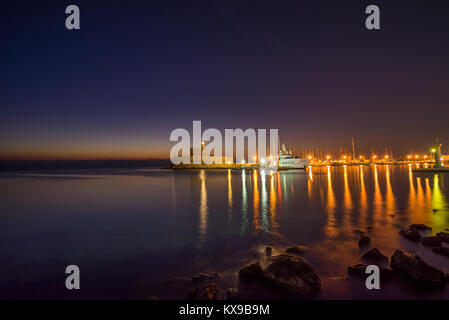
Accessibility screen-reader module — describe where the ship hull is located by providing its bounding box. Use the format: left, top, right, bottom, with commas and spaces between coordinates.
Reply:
278, 158, 309, 169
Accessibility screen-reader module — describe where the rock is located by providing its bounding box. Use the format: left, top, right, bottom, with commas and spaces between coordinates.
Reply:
420, 236, 442, 247
191, 271, 221, 282
239, 261, 263, 280
436, 232, 449, 243
226, 288, 240, 300
188, 283, 219, 300
263, 254, 321, 296
432, 247, 449, 257
400, 228, 421, 242
360, 248, 388, 262
390, 250, 446, 286
358, 235, 370, 247
285, 245, 308, 256
409, 224, 431, 231
347, 264, 395, 278
265, 246, 272, 256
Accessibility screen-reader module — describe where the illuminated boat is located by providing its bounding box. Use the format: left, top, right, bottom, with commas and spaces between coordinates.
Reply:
278, 144, 309, 169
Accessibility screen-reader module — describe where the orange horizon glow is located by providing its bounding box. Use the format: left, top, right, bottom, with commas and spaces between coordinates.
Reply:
0, 151, 169, 161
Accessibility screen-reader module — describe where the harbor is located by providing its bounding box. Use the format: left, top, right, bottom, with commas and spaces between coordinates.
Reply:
170, 139, 448, 171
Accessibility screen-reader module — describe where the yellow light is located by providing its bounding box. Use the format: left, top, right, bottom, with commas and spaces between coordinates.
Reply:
407, 155, 411, 159
424, 155, 428, 159
343, 155, 346, 159
326, 155, 331, 160
308, 155, 312, 160
260, 158, 266, 164
431, 148, 436, 153
373, 155, 377, 159
385, 155, 389, 159
415, 155, 419, 159
253, 156, 257, 161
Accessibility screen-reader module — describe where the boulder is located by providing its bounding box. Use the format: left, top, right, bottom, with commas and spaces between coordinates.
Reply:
420, 236, 442, 247
432, 247, 449, 257
285, 245, 308, 256
360, 248, 388, 262
390, 250, 446, 286
347, 264, 395, 278
358, 235, 371, 247
239, 261, 263, 280
409, 224, 431, 231
436, 232, 449, 243
263, 254, 321, 296
400, 228, 421, 242
187, 283, 219, 300
191, 271, 221, 282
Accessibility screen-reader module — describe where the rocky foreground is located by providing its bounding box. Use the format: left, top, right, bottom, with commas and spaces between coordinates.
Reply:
183, 226, 449, 300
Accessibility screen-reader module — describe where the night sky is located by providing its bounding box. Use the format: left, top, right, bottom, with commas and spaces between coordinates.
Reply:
1, 0, 448, 160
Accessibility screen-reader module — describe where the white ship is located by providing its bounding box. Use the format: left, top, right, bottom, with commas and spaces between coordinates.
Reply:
278, 144, 309, 169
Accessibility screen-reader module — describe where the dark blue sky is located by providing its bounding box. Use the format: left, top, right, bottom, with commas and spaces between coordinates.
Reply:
1, 0, 448, 159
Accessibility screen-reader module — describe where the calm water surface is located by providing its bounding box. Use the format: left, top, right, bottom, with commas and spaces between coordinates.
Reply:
0, 165, 448, 299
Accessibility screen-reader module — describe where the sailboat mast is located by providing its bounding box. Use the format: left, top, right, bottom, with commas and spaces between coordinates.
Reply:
352, 137, 356, 161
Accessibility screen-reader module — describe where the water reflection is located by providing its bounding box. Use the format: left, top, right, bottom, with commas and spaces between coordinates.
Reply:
359, 166, 368, 225
198, 170, 208, 248
261, 171, 269, 232
241, 170, 248, 235
253, 170, 260, 231
269, 173, 278, 231
385, 165, 396, 217
432, 174, 449, 229
326, 166, 337, 237
227, 169, 232, 223
193, 166, 449, 248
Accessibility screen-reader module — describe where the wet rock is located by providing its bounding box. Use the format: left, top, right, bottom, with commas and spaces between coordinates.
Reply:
265, 246, 272, 256
347, 264, 395, 278
390, 250, 446, 286
436, 232, 449, 243
285, 245, 308, 256
358, 235, 371, 247
409, 224, 432, 231
263, 254, 321, 296
191, 271, 221, 282
188, 283, 219, 300
432, 247, 449, 257
400, 228, 421, 242
420, 236, 442, 247
239, 261, 263, 280
360, 248, 388, 262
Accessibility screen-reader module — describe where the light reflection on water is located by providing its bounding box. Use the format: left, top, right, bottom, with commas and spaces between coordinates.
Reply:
0, 166, 448, 299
